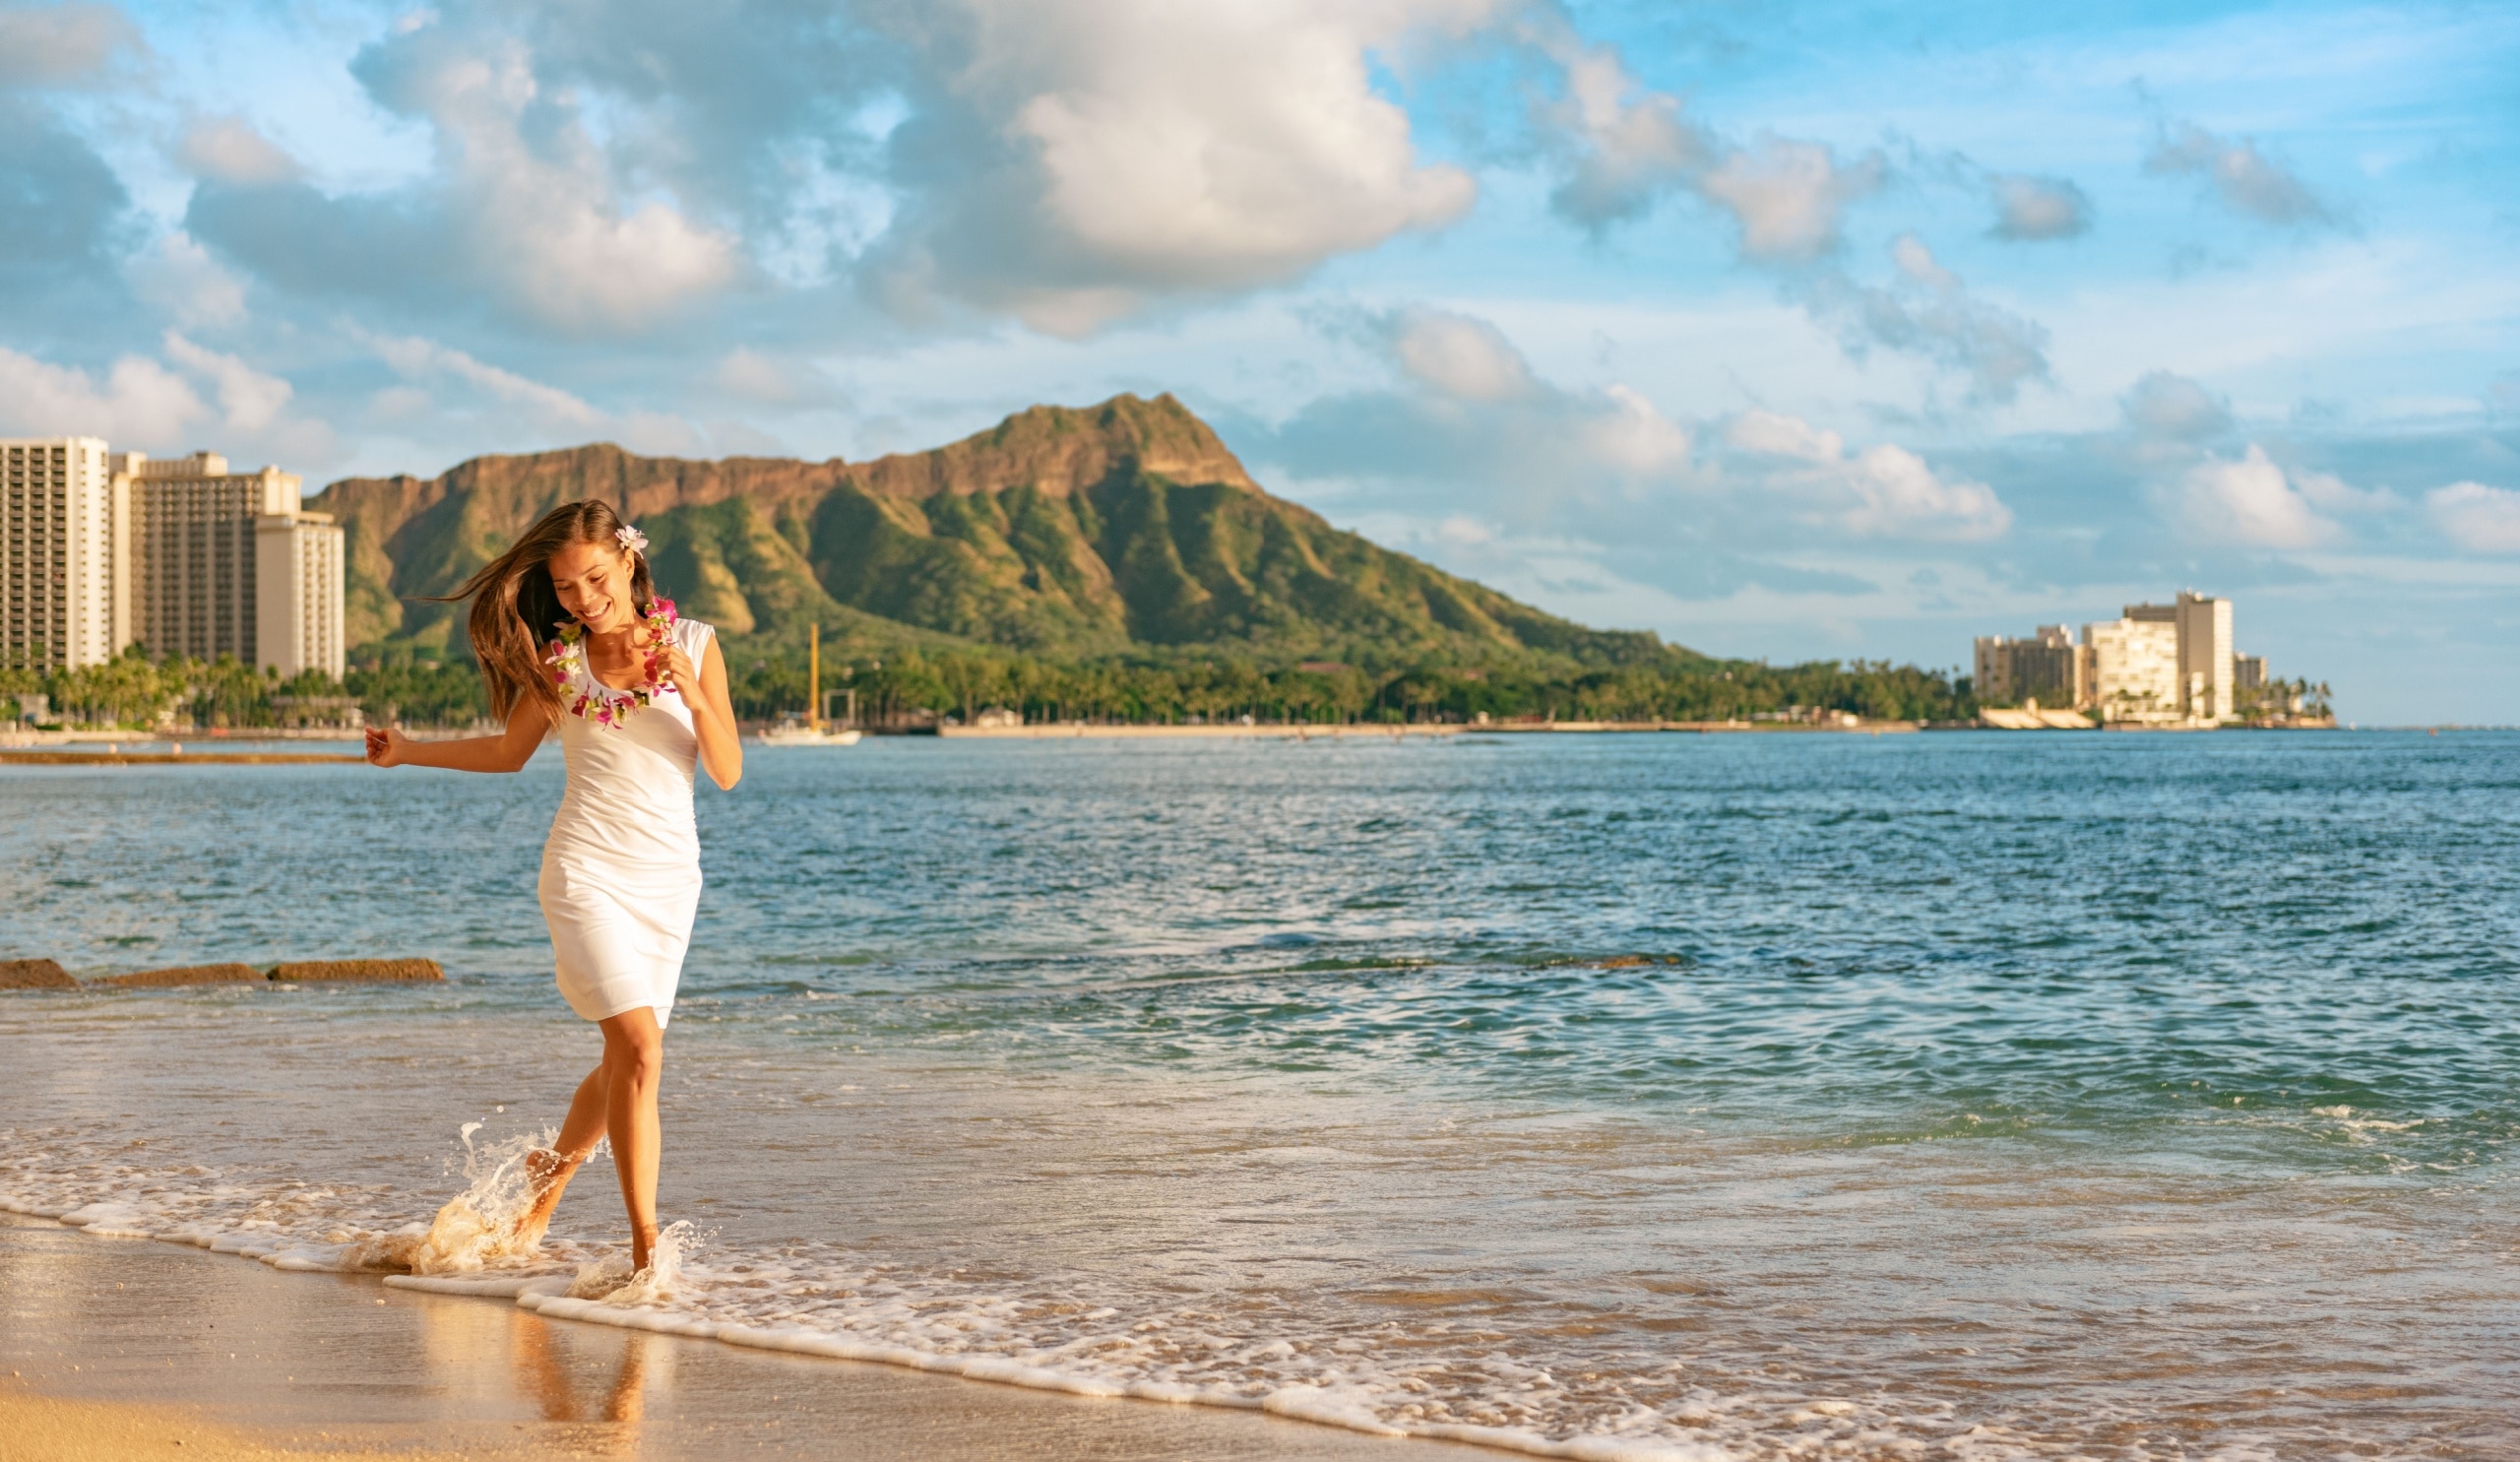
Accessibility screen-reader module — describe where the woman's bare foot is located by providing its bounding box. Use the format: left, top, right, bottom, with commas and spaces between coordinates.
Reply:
516, 1148, 580, 1247
629, 1222, 662, 1273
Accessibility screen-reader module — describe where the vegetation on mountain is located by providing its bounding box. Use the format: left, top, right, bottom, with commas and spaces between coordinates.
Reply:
1, 394, 1981, 729
308, 393, 1662, 667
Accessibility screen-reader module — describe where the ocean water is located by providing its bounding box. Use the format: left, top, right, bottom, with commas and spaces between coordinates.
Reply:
3, 731, 2516, 1459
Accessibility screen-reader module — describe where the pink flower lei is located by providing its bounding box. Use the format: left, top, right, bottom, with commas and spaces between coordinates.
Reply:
544, 598, 679, 728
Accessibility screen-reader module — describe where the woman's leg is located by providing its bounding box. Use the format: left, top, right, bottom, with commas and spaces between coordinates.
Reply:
519, 1055, 611, 1241
598, 1007, 666, 1270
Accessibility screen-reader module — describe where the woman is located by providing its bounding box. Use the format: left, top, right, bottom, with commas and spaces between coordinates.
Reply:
366, 499, 741, 1275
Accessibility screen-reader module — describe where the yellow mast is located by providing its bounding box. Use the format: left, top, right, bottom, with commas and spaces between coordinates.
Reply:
807, 622, 821, 731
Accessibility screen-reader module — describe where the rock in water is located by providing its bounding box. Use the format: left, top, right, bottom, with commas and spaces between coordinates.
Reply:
0, 958, 75, 989
94, 963, 266, 987
268, 959, 445, 983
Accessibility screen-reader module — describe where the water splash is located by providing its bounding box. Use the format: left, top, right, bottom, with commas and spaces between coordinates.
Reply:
570, 1219, 700, 1303
351, 1122, 559, 1274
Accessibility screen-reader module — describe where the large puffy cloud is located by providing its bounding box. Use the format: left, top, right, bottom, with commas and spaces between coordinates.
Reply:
2146, 120, 2337, 228
1724, 410, 2011, 541
2425, 481, 2520, 553
869, 0, 1487, 333
187, 18, 740, 334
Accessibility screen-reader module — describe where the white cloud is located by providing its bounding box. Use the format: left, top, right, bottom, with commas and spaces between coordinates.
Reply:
2174, 444, 2341, 547
347, 20, 739, 331
2119, 370, 2232, 440
878, 0, 1488, 333
715, 348, 812, 405
1801, 237, 2049, 403
0, 345, 205, 441
177, 116, 300, 184
2293, 468, 2400, 515
1540, 34, 1709, 228
1389, 308, 1534, 401
1696, 136, 1885, 261
1726, 409, 1841, 463
161, 332, 291, 432
358, 330, 603, 428
1726, 410, 2009, 540
0, 2, 138, 86
125, 231, 248, 328
2425, 481, 2520, 553
1584, 384, 1689, 474
2147, 121, 2337, 227
1987, 172, 2091, 241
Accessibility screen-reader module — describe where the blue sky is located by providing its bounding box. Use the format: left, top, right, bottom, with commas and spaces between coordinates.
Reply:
3, 0, 2515, 720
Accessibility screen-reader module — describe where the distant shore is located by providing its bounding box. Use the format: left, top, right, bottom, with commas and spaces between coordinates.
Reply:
934, 719, 1922, 738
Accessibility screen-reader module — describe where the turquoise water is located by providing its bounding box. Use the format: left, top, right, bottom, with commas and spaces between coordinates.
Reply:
4, 732, 2516, 1457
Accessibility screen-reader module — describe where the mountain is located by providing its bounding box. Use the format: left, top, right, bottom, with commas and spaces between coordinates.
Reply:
309, 393, 1674, 666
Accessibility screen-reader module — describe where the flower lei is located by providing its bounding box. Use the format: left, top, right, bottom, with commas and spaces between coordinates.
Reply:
545, 597, 678, 729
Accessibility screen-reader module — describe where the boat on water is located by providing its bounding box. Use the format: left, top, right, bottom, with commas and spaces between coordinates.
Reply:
757, 722, 861, 746
753, 622, 862, 747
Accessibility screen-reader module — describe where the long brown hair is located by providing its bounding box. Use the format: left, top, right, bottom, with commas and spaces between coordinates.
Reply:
445, 499, 656, 724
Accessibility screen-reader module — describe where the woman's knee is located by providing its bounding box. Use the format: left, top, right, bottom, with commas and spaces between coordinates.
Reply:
601, 1016, 664, 1087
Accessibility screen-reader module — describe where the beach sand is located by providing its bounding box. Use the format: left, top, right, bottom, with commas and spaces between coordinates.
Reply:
0, 1214, 1499, 1461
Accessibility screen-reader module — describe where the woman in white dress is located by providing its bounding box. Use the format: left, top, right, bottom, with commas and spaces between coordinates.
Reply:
364, 499, 741, 1275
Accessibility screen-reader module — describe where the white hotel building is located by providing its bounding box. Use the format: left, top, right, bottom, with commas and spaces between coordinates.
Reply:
1977, 591, 2241, 726
0, 441, 345, 680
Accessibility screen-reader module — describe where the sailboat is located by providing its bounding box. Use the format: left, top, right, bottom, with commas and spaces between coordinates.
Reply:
756, 621, 862, 745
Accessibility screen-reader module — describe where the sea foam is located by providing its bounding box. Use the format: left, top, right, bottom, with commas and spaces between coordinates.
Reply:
0, 1133, 1947, 1462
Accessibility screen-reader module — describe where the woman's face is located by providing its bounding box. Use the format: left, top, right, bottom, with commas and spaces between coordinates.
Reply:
547, 540, 639, 634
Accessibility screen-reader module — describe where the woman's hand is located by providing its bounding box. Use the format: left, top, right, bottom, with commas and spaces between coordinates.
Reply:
648, 631, 711, 713
365, 726, 410, 767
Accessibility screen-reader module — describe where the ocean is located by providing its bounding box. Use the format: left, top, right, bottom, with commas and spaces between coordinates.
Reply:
3, 731, 2515, 1459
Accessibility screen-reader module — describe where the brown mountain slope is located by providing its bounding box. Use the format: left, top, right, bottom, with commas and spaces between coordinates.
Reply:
309, 394, 1672, 665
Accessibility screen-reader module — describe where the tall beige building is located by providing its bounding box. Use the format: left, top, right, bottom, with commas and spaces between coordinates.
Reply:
1974, 624, 2082, 707
255, 510, 346, 679
114, 451, 344, 677
2174, 591, 2234, 722
2078, 591, 2236, 724
1, 437, 127, 670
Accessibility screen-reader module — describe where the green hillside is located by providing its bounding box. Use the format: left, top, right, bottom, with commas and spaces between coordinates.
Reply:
308, 394, 1674, 668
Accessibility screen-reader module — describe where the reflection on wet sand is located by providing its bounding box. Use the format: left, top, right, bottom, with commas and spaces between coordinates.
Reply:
513, 1308, 661, 1444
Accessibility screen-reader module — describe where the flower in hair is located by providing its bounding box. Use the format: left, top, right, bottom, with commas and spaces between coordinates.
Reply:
616, 524, 649, 556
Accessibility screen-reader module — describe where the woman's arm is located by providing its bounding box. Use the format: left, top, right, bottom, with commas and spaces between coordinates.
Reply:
366, 700, 552, 773
675, 635, 743, 790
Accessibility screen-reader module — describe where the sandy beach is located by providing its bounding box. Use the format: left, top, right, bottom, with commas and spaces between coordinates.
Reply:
0, 1213, 1504, 1461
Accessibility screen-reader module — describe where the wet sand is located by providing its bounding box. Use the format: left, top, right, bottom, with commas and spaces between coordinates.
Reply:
0, 1214, 1498, 1461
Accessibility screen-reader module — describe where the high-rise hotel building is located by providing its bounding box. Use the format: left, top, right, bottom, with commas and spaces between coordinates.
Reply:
1, 437, 127, 671
113, 452, 346, 680
1975, 590, 2246, 725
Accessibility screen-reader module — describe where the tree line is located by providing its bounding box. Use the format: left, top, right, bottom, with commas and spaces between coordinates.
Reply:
5, 642, 1979, 730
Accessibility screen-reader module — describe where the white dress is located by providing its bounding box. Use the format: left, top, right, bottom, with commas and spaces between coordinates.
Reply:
536, 614, 715, 1030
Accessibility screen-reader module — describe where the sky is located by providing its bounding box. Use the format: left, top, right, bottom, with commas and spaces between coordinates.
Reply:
2, 0, 2515, 721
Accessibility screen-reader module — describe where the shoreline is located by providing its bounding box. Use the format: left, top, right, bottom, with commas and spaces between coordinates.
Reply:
0, 1211, 1499, 1462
